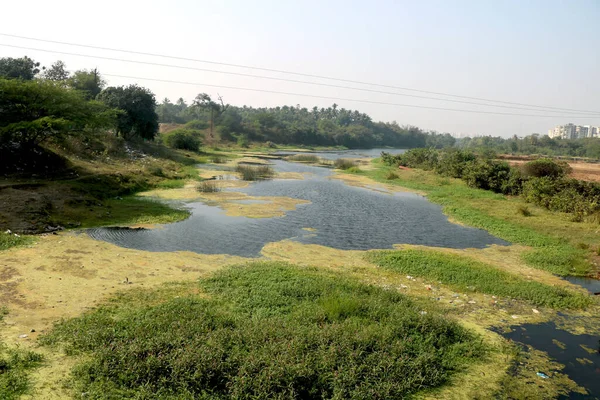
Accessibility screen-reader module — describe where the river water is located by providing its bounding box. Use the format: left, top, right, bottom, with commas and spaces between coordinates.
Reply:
87, 155, 507, 256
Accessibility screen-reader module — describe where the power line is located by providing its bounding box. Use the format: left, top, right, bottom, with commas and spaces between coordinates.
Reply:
1, 32, 599, 115
2, 43, 599, 117
101, 73, 600, 119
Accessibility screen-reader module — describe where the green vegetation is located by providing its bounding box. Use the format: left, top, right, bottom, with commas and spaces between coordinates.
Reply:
0, 307, 43, 400
235, 164, 275, 181
96, 85, 159, 141
358, 160, 593, 276
43, 262, 486, 399
196, 180, 220, 193
368, 250, 592, 309
383, 149, 600, 220
0, 232, 35, 251
333, 158, 357, 170
458, 134, 600, 160
0, 345, 44, 399
286, 154, 321, 163
163, 128, 202, 151
56, 197, 190, 228
157, 94, 457, 148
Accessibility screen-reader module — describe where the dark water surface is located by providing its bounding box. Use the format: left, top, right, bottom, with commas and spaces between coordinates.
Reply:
87, 158, 507, 257
495, 321, 600, 399
275, 147, 406, 160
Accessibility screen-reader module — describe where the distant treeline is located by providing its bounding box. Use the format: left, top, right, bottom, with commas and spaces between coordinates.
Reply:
157, 97, 456, 149
457, 135, 600, 159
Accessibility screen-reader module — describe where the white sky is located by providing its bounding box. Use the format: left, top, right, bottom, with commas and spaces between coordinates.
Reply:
1, 0, 599, 137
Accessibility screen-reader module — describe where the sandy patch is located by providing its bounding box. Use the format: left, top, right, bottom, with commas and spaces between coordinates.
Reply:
0, 234, 247, 345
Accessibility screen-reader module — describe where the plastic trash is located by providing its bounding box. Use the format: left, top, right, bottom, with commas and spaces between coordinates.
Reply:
536, 372, 549, 379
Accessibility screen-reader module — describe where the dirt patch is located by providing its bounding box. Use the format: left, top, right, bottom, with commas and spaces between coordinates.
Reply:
0, 234, 247, 346
504, 158, 600, 183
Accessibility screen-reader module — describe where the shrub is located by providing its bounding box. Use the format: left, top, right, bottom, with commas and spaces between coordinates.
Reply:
462, 159, 512, 193
347, 166, 361, 173
235, 164, 275, 181
164, 128, 201, 151
522, 158, 571, 179
236, 134, 249, 148
333, 158, 356, 170
196, 180, 220, 193
385, 171, 399, 180
435, 149, 476, 178
395, 148, 439, 170
517, 205, 532, 217
287, 154, 320, 163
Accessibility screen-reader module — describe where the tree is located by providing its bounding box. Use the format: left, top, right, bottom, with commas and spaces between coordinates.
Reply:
192, 93, 228, 139
68, 69, 106, 99
42, 60, 70, 82
0, 78, 115, 150
97, 85, 159, 140
0, 56, 42, 80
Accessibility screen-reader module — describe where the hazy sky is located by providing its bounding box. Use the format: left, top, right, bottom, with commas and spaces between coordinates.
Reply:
2, 0, 599, 137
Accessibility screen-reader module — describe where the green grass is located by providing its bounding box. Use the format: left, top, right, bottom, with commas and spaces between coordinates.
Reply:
367, 249, 592, 309
235, 164, 275, 181
42, 262, 486, 399
154, 179, 186, 189
333, 158, 357, 170
56, 197, 190, 228
0, 345, 44, 400
0, 308, 43, 399
0, 232, 35, 251
357, 161, 595, 276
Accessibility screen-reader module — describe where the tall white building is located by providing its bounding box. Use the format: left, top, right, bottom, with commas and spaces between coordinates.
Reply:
547, 123, 599, 139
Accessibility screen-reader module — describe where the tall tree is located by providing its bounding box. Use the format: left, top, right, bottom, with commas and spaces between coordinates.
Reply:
192, 93, 228, 139
42, 60, 70, 82
98, 85, 159, 140
68, 68, 106, 99
0, 56, 42, 80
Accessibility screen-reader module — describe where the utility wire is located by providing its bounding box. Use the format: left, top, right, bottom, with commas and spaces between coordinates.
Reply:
101, 73, 600, 119
1, 32, 599, 115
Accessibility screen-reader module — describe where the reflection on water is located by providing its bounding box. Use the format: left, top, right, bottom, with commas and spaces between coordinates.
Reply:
87, 158, 508, 257
495, 321, 600, 399
565, 276, 600, 295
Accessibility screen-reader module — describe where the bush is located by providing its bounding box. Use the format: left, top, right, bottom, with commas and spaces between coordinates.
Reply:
236, 134, 249, 148
333, 158, 356, 170
385, 171, 399, 180
522, 158, 571, 179
235, 164, 275, 181
462, 159, 512, 193
517, 205, 532, 217
287, 154, 320, 163
164, 128, 201, 152
522, 177, 600, 216
435, 149, 476, 178
196, 180, 220, 193
395, 148, 439, 170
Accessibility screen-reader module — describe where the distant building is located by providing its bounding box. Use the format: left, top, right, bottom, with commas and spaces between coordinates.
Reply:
547, 123, 599, 139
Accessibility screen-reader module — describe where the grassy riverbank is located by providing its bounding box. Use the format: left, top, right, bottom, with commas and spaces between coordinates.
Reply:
359, 159, 599, 277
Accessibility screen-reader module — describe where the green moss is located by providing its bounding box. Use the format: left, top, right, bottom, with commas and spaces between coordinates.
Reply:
43, 262, 486, 399
367, 249, 593, 309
